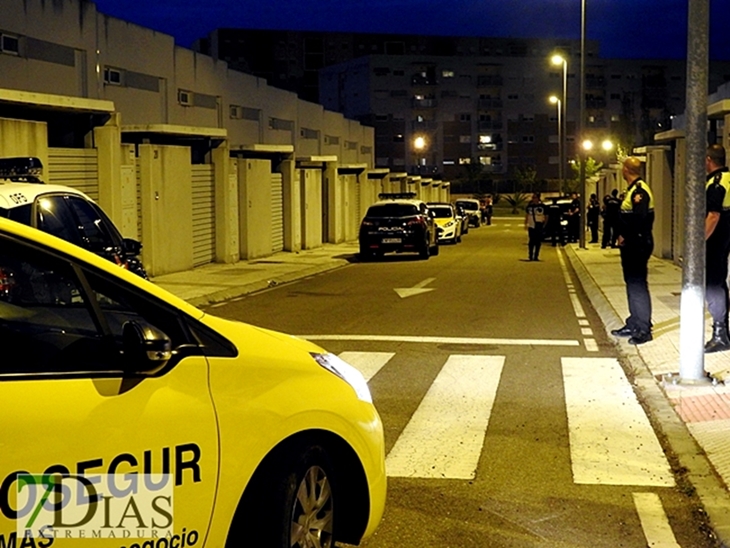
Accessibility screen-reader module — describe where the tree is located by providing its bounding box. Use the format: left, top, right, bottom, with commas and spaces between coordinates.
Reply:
568, 156, 604, 193
512, 165, 537, 193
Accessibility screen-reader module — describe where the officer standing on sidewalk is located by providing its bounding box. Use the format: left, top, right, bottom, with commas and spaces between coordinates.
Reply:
704, 144, 730, 353
611, 156, 654, 345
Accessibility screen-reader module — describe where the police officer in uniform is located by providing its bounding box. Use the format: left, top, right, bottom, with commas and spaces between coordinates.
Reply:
704, 144, 730, 353
611, 157, 654, 345
524, 192, 548, 261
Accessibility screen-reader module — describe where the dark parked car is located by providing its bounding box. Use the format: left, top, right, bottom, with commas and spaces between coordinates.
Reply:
359, 193, 439, 260
0, 157, 148, 278
543, 198, 572, 244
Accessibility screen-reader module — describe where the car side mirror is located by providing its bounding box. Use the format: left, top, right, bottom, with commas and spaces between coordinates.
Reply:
123, 238, 143, 256
122, 321, 172, 373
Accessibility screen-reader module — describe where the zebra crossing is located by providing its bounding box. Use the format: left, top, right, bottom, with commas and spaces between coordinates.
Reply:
340, 350, 674, 486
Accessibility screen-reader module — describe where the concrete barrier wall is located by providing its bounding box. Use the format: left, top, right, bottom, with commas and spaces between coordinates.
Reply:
0, 118, 48, 170
238, 158, 273, 260
138, 144, 193, 276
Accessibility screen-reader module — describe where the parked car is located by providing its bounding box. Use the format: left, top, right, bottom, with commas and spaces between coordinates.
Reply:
0, 216, 386, 547
0, 157, 147, 278
427, 202, 462, 244
454, 198, 482, 227
543, 197, 573, 243
454, 203, 470, 235
359, 192, 439, 260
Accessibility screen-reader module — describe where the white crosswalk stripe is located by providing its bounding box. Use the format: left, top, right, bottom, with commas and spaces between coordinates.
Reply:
337, 351, 394, 382
562, 357, 674, 486
385, 355, 504, 479
633, 492, 682, 547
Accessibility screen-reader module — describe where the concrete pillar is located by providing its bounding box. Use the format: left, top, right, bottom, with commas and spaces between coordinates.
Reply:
238, 158, 273, 260
301, 168, 323, 249
138, 144, 193, 276
646, 146, 674, 259
212, 143, 239, 264
0, 117, 48, 174
94, 113, 123, 228
324, 162, 342, 243
280, 158, 301, 252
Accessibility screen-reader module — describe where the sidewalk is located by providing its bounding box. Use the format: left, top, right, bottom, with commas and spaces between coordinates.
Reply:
152, 239, 730, 545
565, 243, 730, 545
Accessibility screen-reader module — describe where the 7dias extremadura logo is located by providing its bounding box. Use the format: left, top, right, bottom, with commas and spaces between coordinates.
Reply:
16, 473, 174, 541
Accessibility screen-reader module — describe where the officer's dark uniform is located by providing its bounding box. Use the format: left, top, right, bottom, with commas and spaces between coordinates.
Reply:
567, 197, 580, 242
616, 178, 654, 343
602, 192, 621, 248
525, 199, 547, 261
705, 166, 730, 352
547, 199, 564, 246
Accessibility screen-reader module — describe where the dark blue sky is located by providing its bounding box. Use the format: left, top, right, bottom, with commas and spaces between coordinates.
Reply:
93, 0, 730, 60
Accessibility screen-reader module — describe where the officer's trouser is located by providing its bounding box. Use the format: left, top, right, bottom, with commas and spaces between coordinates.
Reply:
620, 241, 653, 333
706, 237, 730, 325
528, 223, 544, 259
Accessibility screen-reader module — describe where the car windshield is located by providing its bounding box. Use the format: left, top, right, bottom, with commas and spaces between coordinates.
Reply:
366, 203, 419, 217
456, 202, 479, 211
430, 207, 453, 218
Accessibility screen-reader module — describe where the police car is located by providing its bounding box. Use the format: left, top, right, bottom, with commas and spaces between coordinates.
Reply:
0, 157, 147, 278
0, 217, 386, 547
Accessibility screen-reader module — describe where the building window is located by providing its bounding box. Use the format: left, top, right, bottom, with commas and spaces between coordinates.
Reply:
103, 67, 123, 85
1, 34, 20, 55
458, 158, 471, 164
393, 134, 405, 143
229, 105, 242, 119
507, 94, 519, 100
178, 89, 192, 106
522, 136, 535, 143
459, 135, 471, 143
611, 114, 620, 122
610, 93, 621, 100
442, 70, 455, 78
393, 70, 405, 76
443, 159, 455, 165
459, 113, 471, 122
478, 156, 492, 165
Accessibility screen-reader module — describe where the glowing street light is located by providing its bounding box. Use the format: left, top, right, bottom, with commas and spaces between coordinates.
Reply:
601, 139, 614, 152
413, 136, 426, 150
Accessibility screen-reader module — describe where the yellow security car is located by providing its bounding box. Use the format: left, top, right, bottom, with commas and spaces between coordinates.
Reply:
427, 202, 462, 244
0, 217, 385, 547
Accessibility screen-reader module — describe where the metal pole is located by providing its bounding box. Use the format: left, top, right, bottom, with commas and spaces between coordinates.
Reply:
557, 99, 563, 193
578, 0, 587, 249
679, 0, 709, 382
562, 59, 568, 196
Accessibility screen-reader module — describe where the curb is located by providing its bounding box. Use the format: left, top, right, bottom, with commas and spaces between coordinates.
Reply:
184, 259, 352, 308
564, 245, 730, 547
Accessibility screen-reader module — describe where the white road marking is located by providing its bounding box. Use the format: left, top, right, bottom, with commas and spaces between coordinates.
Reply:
569, 293, 586, 319
581, 328, 593, 336
562, 357, 674, 486
386, 355, 504, 479
338, 351, 394, 382
394, 277, 436, 298
633, 492, 681, 547
579, 319, 590, 326
584, 338, 599, 352
299, 334, 579, 347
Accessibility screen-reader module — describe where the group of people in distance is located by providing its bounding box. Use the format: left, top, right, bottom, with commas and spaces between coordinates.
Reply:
522, 146, 730, 352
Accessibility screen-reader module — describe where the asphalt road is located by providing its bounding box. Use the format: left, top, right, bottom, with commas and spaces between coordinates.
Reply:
206, 220, 717, 548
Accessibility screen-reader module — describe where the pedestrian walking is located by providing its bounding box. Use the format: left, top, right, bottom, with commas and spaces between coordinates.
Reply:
546, 197, 564, 246
587, 193, 600, 243
611, 157, 654, 345
567, 192, 581, 243
524, 192, 548, 261
703, 144, 730, 353
602, 189, 621, 248
484, 196, 493, 225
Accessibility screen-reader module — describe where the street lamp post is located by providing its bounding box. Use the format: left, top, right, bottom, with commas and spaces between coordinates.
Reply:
551, 54, 568, 195
549, 96, 562, 192
578, 0, 588, 248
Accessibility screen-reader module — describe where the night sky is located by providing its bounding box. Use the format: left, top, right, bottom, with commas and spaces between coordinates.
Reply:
93, 0, 730, 61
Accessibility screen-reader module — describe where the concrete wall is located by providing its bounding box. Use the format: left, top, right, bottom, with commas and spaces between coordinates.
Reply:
138, 144, 193, 276
0, 117, 48, 169
238, 158, 274, 260
646, 146, 674, 260
301, 168, 323, 249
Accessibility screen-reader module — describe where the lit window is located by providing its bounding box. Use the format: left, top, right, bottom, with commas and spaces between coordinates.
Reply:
458, 158, 471, 165
479, 135, 492, 144
442, 70, 455, 78
478, 157, 492, 165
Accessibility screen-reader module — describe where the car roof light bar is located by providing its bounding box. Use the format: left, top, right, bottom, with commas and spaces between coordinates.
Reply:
0, 157, 44, 184
378, 192, 417, 200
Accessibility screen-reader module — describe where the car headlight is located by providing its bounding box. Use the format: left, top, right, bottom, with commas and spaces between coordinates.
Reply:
310, 352, 372, 403
445, 221, 454, 228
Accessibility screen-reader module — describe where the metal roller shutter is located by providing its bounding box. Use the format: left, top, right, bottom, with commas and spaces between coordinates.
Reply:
192, 165, 216, 267
47, 148, 99, 200
271, 173, 284, 253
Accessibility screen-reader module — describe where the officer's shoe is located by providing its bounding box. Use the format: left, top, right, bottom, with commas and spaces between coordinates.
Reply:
628, 331, 653, 345
705, 323, 730, 354
611, 325, 634, 338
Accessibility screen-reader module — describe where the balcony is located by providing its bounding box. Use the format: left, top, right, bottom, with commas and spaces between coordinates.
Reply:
478, 99, 503, 109
411, 121, 438, 131
478, 120, 503, 131
477, 75, 504, 87
411, 97, 438, 108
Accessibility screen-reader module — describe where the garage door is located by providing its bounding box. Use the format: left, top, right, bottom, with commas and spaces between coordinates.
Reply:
271, 173, 284, 253
47, 148, 99, 200
192, 164, 216, 267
